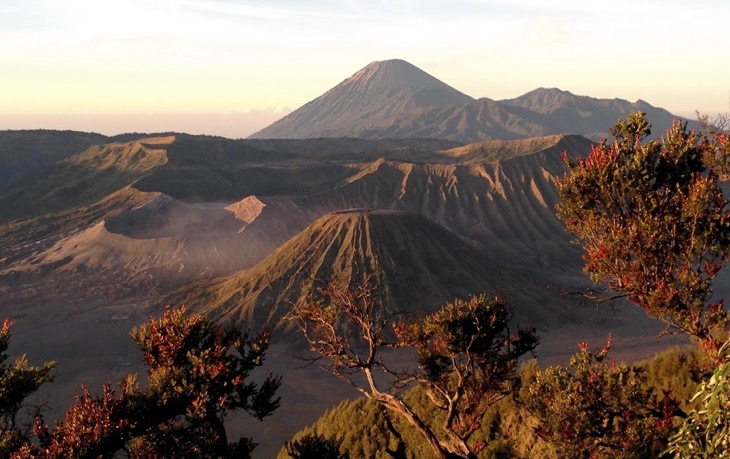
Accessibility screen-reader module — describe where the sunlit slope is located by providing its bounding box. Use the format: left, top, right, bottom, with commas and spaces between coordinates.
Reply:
4, 193, 275, 282
133, 135, 464, 203
1, 134, 594, 310
0, 136, 404, 280
0, 137, 174, 268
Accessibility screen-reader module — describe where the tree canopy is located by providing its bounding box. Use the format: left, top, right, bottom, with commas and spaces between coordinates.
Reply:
4, 307, 279, 458
556, 112, 730, 356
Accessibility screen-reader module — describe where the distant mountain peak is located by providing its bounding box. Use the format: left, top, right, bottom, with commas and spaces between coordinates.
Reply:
342, 59, 456, 92
531, 87, 574, 96
328, 59, 473, 101
346, 59, 409, 80
505, 87, 576, 106
249, 60, 474, 139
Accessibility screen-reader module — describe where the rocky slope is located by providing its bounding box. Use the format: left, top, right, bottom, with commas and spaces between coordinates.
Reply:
1, 134, 596, 302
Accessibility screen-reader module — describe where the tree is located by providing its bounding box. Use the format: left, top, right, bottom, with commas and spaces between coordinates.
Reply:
556, 112, 730, 357
25, 379, 134, 458
0, 317, 55, 456
126, 307, 281, 457
15, 307, 280, 458
290, 276, 538, 459
538, 112, 730, 458
525, 336, 679, 459
285, 347, 710, 459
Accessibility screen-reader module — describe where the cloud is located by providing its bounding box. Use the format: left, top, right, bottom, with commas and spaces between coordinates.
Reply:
180, 0, 357, 21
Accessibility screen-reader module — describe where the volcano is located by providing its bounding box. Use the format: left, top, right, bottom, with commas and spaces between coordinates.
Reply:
165, 209, 544, 333
249, 59, 474, 139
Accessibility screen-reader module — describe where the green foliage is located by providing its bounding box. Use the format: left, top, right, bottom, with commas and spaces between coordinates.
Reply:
0, 318, 56, 456
638, 346, 709, 411
278, 398, 408, 459
696, 113, 730, 180
11, 307, 279, 458
556, 112, 730, 356
548, 112, 730, 457
525, 337, 679, 459
124, 306, 281, 457
284, 433, 348, 459
666, 339, 730, 458
403, 383, 555, 459
279, 377, 548, 459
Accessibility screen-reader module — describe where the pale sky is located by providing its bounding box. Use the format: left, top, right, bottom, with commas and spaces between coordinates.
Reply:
1, 0, 728, 138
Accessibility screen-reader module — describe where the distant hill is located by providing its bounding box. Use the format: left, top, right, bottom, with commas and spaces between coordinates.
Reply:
0, 130, 108, 188
154, 134, 600, 332
0, 131, 648, 331
0, 130, 200, 190
498, 88, 689, 141
250, 60, 697, 142
0, 136, 477, 283
0, 136, 172, 224
8, 192, 272, 283
1, 133, 599, 322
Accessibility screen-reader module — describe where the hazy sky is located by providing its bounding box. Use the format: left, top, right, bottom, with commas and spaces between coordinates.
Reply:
1, 0, 728, 138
